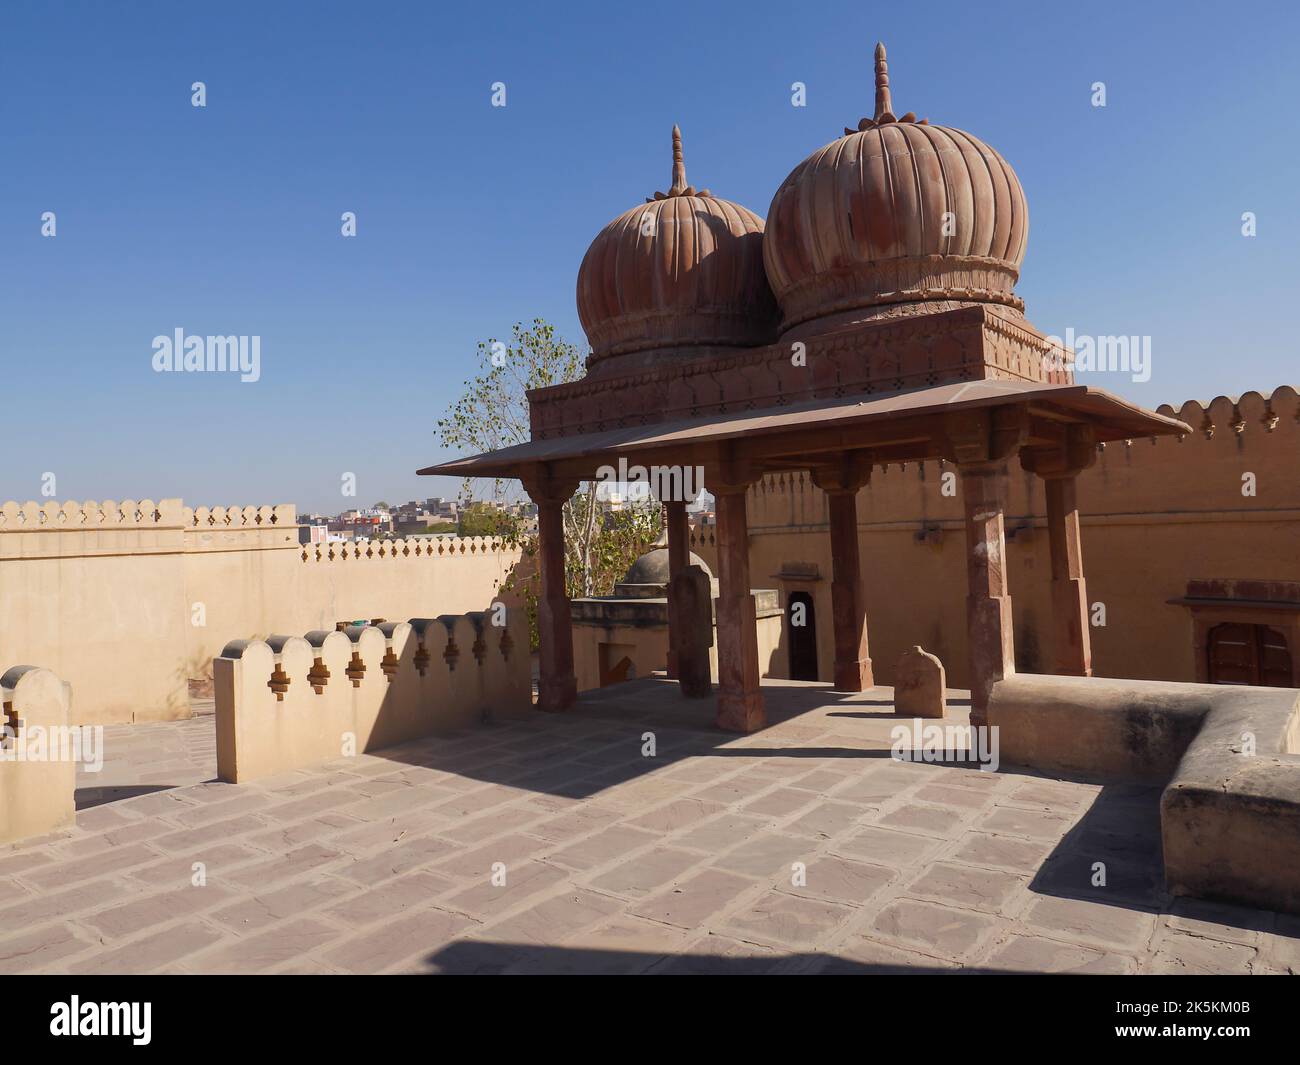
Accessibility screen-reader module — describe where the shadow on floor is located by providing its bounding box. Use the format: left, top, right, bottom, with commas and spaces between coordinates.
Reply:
1028, 781, 1168, 912
400, 676, 1289, 940
375, 676, 949, 801
418, 939, 1028, 975
75, 784, 178, 810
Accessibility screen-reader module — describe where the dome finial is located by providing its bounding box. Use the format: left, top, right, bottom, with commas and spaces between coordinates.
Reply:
670, 124, 687, 195
648, 125, 709, 200
874, 41, 895, 122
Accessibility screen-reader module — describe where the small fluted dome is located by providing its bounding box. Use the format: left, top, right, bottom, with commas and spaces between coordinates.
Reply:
577, 127, 779, 375
613, 547, 714, 599
764, 44, 1028, 336
619, 547, 712, 589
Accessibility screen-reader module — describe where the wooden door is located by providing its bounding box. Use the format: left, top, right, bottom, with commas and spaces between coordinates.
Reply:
1207, 623, 1293, 686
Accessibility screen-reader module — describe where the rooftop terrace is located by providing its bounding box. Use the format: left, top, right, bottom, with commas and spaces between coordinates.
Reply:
2, 678, 1296, 974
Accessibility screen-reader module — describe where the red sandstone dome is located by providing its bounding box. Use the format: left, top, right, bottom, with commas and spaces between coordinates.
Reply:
764, 43, 1029, 335
576, 126, 779, 374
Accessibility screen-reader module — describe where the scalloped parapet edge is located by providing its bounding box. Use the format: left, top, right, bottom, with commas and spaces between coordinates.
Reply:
213, 610, 531, 782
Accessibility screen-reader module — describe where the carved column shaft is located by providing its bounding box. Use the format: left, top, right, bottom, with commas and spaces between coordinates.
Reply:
1022, 428, 1096, 680
960, 461, 1015, 726
812, 454, 874, 693
526, 472, 578, 713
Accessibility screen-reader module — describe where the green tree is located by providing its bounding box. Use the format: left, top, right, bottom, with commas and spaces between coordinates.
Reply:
458, 501, 513, 537
437, 319, 662, 640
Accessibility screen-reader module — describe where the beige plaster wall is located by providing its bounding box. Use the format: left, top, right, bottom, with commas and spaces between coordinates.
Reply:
0, 500, 522, 725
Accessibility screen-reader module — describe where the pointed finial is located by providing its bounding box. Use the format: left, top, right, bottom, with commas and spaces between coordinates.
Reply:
647, 125, 709, 200
670, 124, 687, 195
874, 41, 895, 122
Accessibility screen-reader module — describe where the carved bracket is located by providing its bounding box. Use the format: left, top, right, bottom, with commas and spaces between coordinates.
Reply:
1020, 424, 1097, 479
809, 451, 874, 494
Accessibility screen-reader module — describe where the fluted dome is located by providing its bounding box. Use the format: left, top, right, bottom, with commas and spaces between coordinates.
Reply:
614, 547, 714, 599
577, 127, 779, 375
764, 44, 1028, 336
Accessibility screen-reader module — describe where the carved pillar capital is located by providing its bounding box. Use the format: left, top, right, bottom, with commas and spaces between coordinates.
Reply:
704, 446, 761, 497
941, 405, 1030, 466
520, 466, 579, 505
1020, 424, 1097, 480
809, 451, 873, 495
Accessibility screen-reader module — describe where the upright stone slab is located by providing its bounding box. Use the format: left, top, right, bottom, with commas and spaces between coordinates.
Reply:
670, 564, 714, 698
894, 645, 946, 718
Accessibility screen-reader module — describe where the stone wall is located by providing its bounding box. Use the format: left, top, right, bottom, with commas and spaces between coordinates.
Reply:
214, 612, 531, 783
0, 500, 522, 725
691, 386, 1300, 690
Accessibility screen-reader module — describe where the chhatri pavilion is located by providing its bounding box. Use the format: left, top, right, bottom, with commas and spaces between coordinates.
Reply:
422, 43, 1189, 734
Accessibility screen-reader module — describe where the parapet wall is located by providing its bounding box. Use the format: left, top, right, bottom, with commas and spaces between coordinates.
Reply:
215, 612, 531, 783
0, 499, 523, 725
692, 385, 1300, 689
988, 672, 1300, 914
0, 665, 76, 844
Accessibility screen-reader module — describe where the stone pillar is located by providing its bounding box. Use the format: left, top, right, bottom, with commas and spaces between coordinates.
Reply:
664, 499, 689, 680
712, 480, 764, 732
670, 565, 714, 698
811, 455, 874, 692
1044, 474, 1092, 677
960, 461, 1016, 726
523, 470, 578, 713
1022, 427, 1096, 679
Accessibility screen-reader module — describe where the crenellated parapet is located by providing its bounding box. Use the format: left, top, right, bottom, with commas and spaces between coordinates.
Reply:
0, 497, 299, 559
1155, 386, 1299, 441
214, 609, 531, 782
0, 664, 76, 843
185, 504, 296, 528
184, 503, 300, 553
0, 498, 179, 529
0, 499, 185, 560
298, 536, 514, 563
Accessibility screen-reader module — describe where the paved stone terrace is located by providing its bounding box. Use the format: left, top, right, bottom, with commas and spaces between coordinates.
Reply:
1, 678, 1296, 974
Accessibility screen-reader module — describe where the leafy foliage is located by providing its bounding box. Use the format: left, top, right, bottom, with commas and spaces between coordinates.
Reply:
436, 319, 663, 645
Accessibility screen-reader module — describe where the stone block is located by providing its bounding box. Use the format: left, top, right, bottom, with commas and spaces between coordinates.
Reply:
893, 646, 946, 718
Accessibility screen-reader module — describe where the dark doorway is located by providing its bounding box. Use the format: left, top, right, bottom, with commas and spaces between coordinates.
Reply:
787, 591, 818, 681
1207, 623, 1292, 686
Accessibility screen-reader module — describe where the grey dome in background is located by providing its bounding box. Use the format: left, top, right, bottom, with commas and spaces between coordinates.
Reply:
615, 548, 713, 598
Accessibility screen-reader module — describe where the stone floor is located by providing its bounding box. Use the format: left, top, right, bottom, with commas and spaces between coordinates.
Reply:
1, 677, 1296, 974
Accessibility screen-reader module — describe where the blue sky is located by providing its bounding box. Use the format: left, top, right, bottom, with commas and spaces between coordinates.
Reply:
1, 0, 1295, 513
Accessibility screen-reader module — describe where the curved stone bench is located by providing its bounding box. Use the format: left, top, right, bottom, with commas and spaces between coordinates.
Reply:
987, 673, 1300, 914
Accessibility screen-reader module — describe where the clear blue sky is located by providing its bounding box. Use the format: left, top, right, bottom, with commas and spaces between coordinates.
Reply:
1, 0, 1295, 513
